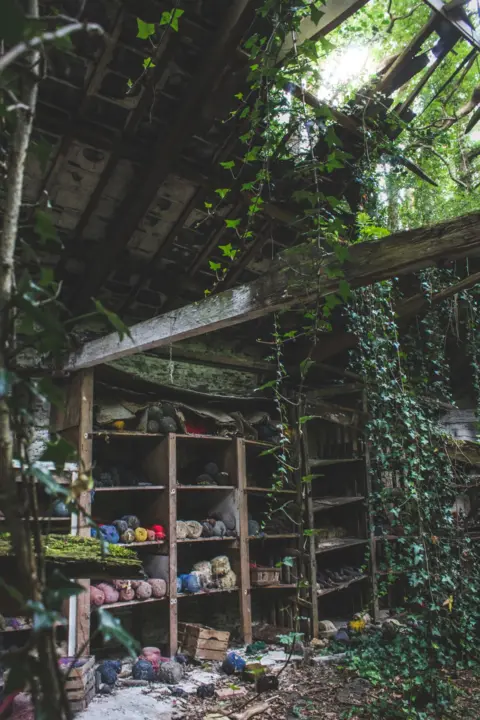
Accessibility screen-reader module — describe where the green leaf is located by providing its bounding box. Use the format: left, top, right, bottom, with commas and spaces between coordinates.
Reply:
33, 376, 64, 407
209, 261, 221, 272
299, 358, 315, 377
256, 379, 277, 391
310, 4, 325, 25
215, 188, 231, 199
220, 160, 235, 170
143, 56, 156, 69
302, 474, 322, 483
97, 608, 140, 658
160, 8, 184, 32
224, 218, 241, 229
34, 209, 58, 244
45, 571, 85, 610
318, 36, 335, 52
219, 242, 238, 260
282, 556, 295, 567
40, 436, 77, 470
299, 415, 315, 425
127, 78, 133, 88
338, 279, 351, 301
0, 369, 15, 399
28, 601, 66, 632
30, 465, 68, 497
94, 299, 133, 341
136, 18, 155, 39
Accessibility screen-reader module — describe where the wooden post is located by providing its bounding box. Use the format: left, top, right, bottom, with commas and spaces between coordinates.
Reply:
237, 438, 253, 644
300, 416, 319, 639
53, 370, 94, 655
168, 434, 178, 657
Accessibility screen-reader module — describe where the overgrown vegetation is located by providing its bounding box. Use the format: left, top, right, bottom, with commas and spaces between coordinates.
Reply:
1, 0, 480, 718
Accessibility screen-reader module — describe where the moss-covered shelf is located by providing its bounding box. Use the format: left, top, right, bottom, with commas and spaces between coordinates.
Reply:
0, 534, 144, 579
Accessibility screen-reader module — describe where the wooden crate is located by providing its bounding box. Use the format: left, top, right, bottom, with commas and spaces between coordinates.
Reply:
59, 656, 95, 714
250, 567, 280, 586
178, 622, 230, 661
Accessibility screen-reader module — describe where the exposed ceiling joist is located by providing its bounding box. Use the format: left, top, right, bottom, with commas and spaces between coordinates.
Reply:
422, 0, 480, 51
62, 211, 480, 371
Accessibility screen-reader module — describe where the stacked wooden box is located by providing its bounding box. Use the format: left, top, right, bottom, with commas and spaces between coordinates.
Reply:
61, 656, 95, 714
178, 622, 230, 661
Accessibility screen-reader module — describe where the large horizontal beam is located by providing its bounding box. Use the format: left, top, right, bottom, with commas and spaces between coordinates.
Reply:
62, 212, 480, 371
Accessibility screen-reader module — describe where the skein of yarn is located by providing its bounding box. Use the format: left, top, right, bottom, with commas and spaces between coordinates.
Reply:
122, 515, 141, 530
121, 529, 136, 543
148, 579, 167, 598
90, 586, 105, 606
97, 583, 119, 604
134, 527, 148, 542
113, 519, 128, 536
135, 581, 153, 600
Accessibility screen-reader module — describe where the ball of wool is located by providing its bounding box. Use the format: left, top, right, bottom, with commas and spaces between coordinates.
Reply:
121, 529, 135, 543
176, 577, 183, 593
158, 661, 184, 685
210, 511, 236, 532
184, 573, 202, 594
186, 520, 203, 539
190, 570, 207, 589
178, 574, 190, 592
149, 406, 164, 421
148, 579, 167, 598
122, 515, 140, 530
211, 555, 231, 577
141, 647, 161, 671
90, 586, 105, 606
176, 521, 188, 539
132, 660, 155, 681
135, 581, 153, 600
135, 527, 148, 542
147, 419, 161, 433
158, 417, 177, 433
119, 585, 135, 602
52, 500, 70, 517
217, 569, 236, 590
212, 521, 226, 537
113, 519, 128, 536
97, 583, 119, 604
100, 525, 120, 544
195, 473, 215, 486
222, 652, 246, 675
149, 524, 166, 540
201, 521, 214, 537
161, 403, 177, 419
192, 561, 212, 587
147, 529, 156, 541
216, 471, 230, 484
98, 662, 119, 686
204, 462, 219, 477
112, 580, 127, 591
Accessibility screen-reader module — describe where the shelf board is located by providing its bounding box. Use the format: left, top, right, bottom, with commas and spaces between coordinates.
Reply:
175, 434, 231, 442
116, 540, 165, 548
249, 533, 299, 541
246, 487, 297, 495
93, 485, 165, 492
178, 587, 239, 598
0, 517, 70, 523
102, 596, 168, 610
312, 496, 364, 512
315, 538, 367, 554
177, 536, 237, 543
176, 485, 234, 491
310, 457, 364, 468
250, 583, 297, 590
317, 574, 368, 598
244, 439, 276, 449
89, 431, 165, 438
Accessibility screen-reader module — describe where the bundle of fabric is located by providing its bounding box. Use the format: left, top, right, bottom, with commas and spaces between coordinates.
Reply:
211, 555, 231, 578
158, 660, 184, 685
132, 581, 153, 600
192, 560, 213, 587
97, 583, 119, 604
113, 519, 128, 536
93, 465, 120, 488
132, 659, 155, 681
121, 529, 135, 544
217, 569, 237, 590
176, 521, 189, 539
113, 580, 135, 602
201, 518, 226, 538
122, 515, 141, 530
90, 586, 105, 606
201, 520, 214, 537
209, 510, 236, 534
141, 646, 162, 672
148, 579, 167, 598
182, 573, 202, 594
194, 462, 230, 486
134, 527, 148, 542
146, 405, 178, 434
186, 520, 203, 539
91, 525, 120, 544
98, 660, 121, 685
248, 519, 261, 537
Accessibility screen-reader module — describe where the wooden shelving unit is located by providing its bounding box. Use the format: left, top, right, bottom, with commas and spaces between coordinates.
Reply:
302, 389, 373, 637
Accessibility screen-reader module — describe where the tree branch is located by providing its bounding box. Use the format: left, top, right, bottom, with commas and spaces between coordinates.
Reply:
0, 21, 104, 76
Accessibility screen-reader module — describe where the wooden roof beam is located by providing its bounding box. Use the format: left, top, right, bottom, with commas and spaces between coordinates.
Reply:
68, 0, 256, 316
62, 211, 480, 371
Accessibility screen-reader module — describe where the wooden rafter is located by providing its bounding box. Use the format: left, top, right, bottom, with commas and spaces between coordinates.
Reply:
67, 0, 257, 316
422, 0, 480, 51
61, 211, 480, 371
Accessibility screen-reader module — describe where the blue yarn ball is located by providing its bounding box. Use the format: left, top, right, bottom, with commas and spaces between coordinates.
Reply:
132, 660, 156, 681
99, 525, 120, 544
176, 577, 183, 593
222, 652, 246, 675
179, 574, 190, 591
98, 661, 119, 685
184, 574, 201, 594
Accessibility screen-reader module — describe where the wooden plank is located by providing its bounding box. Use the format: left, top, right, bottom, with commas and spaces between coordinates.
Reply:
363, 390, 379, 623
237, 438, 253, 645
62, 211, 480, 371
300, 411, 319, 639
422, 0, 480, 51
168, 434, 178, 658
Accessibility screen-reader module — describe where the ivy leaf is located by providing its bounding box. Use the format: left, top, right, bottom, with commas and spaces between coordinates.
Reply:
300, 358, 315, 377
220, 160, 235, 170
318, 36, 335, 52
30, 465, 68, 497
40, 436, 77, 470
224, 218, 241, 230
215, 188, 231, 199
310, 4, 325, 25
97, 608, 140, 658
338, 279, 351, 301
299, 415, 315, 425
302, 474, 322, 483
143, 57, 156, 69
281, 556, 295, 567
209, 261, 221, 272
255, 379, 277, 391
136, 18, 155, 39
94, 299, 132, 341
160, 8, 184, 32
